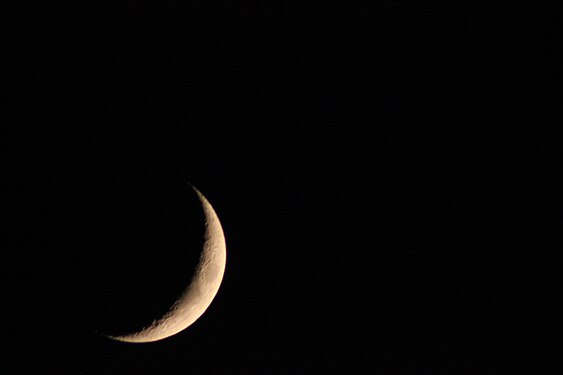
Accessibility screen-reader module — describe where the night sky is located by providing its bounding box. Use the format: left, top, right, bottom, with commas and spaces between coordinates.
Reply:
6, 1, 560, 373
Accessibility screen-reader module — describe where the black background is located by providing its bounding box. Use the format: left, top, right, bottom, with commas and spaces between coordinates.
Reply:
5, 1, 561, 373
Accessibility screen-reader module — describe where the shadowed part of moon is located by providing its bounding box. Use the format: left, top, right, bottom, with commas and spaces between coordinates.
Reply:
105, 186, 227, 343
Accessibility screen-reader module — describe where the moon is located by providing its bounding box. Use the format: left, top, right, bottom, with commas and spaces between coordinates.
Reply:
106, 185, 227, 343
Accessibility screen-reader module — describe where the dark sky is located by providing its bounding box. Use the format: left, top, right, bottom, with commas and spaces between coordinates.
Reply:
6, 1, 560, 373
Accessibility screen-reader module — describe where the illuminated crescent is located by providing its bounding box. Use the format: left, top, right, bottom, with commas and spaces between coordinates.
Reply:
107, 185, 227, 343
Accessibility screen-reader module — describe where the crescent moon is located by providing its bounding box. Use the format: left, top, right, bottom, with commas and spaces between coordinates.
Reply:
106, 185, 227, 343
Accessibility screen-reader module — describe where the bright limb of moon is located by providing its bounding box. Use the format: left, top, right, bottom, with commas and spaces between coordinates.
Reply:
107, 185, 226, 343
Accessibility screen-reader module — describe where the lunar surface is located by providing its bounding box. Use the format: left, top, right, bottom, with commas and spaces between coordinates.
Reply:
106, 186, 226, 343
